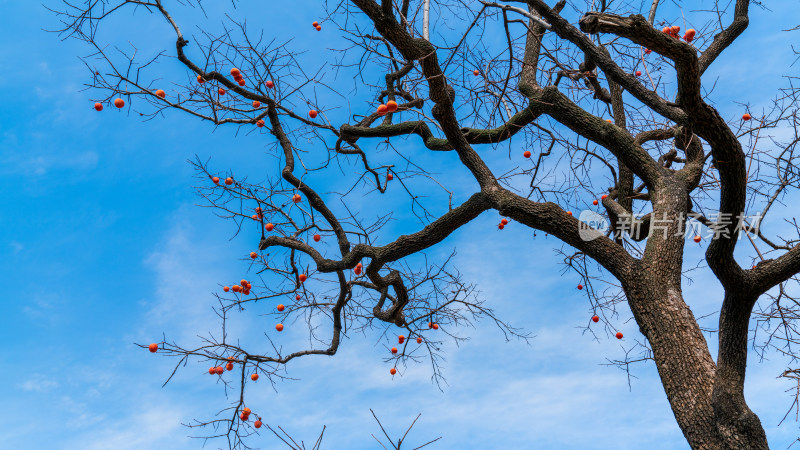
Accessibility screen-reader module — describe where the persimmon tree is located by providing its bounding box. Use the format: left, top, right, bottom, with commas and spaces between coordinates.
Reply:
54, 0, 800, 449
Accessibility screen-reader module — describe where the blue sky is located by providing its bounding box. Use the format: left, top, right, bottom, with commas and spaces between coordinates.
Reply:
1, 0, 799, 449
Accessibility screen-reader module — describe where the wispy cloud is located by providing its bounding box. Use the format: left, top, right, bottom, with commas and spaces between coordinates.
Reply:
140, 205, 260, 348
18, 374, 60, 393
0, 146, 98, 177
64, 400, 190, 450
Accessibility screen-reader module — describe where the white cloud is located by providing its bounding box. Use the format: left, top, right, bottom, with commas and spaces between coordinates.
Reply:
141, 210, 247, 343
66, 402, 188, 450
0, 149, 99, 177
18, 374, 60, 393
8, 240, 24, 254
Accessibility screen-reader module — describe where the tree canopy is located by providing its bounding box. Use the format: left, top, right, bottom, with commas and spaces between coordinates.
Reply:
54, 0, 800, 448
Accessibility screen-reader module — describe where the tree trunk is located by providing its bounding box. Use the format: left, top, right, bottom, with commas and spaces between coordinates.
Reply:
624, 281, 770, 449
712, 291, 770, 449
622, 182, 770, 449
623, 279, 724, 449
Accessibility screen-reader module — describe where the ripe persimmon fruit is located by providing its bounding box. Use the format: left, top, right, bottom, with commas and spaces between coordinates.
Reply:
377, 104, 388, 115
386, 100, 398, 112
390, 368, 397, 375
299, 274, 307, 282
592, 315, 599, 323
265, 80, 274, 89
523, 150, 532, 158
225, 177, 233, 185
398, 335, 405, 344
212, 176, 220, 184
309, 110, 318, 118
277, 304, 285, 312
94, 102, 103, 111
251, 373, 259, 381
391, 347, 398, 354
155, 89, 166, 98
253, 101, 261, 108
276, 323, 284, 332
313, 234, 321, 242
114, 98, 125, 108
265, 223, 274, 231
149, 343, 158, 353
616, 332, 623, 339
